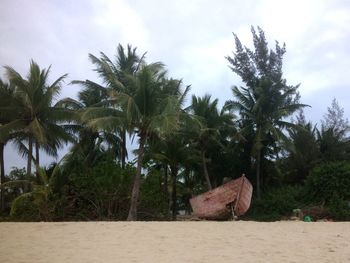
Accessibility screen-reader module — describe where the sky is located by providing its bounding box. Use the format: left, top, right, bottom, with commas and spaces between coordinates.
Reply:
1, 0, 350, 172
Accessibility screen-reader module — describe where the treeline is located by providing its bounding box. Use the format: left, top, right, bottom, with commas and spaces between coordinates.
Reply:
1, 27, 349, 221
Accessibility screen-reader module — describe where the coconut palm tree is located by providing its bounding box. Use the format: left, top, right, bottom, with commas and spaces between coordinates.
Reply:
283, 112, 319, 184
82, 62, 184, 220
142, 78, 192, 220
85, 44, 145, 168
59, 82, 122, 165
152, 132, 197, 220
0, 78, 19, 210
188, 94, 235, 190
3, 60, 71, 181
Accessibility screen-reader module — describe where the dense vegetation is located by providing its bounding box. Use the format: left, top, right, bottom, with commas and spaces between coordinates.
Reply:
1, 27, 349, 221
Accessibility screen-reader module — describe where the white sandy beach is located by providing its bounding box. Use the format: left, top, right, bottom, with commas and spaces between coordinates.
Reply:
0, 221, 349, 263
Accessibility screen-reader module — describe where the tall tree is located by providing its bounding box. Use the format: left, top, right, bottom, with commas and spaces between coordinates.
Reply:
189, 95, 235, 190
82, 62, 184, 220
0, 79, 19, 211
147, 131, 191, 220
3, 60, 71, 181
59, 82, 123, 165
86, 44, 144, 168
225, 27, 307, 198
146, 80, 191, 219
318, 100, 350, 162
322, 98, 349, 138
284, 110, 319, 183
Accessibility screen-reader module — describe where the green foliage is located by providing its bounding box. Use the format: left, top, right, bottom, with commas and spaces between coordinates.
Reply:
329, 195, 350, 221
1, 167, 33, 214
283, 114, 319, 183
8, 165, 56, 221
80, 47, 188, 220
138, 170, 169, 220
53, 156, 135, 220
317, 127, 350, 162
10, 193, 41, 221
304, 162, 350, 204
225, 27, 307, 198
245, 185, 303, 221
322, 98, 349, 138
2, 39, 350, 222
189, 94, 236, 189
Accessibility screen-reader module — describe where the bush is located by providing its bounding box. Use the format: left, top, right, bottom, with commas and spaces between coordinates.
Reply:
138, 170, 169, 220
52, 157, 135, 220
244, 185, 303, 221
303, 161, 350, 220
329, 195, 350, 221
304, 162, 350, 203
10, 194, 41, 221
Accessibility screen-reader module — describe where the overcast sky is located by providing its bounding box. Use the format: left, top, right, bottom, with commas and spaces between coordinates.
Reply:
1, 0, 350, 172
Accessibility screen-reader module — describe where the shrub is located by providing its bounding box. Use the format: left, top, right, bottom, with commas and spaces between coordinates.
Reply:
138, 170, 169, 220
303, 161, 350, 220
304, 162, 350, 204
53, 157, 135, 220
244, 185, 303, 221
10, 194, 40, 221
328, 195, 350, 221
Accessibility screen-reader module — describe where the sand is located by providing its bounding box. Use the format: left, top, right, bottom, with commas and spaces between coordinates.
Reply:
0, 221, 349, 263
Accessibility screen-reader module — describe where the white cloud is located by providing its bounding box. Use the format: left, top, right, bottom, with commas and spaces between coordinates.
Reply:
325, 8, 350, 28
90, 0, 150, 48
1, 0, 350, 171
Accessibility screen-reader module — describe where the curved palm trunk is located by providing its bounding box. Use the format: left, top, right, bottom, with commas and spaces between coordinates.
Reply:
27, 136, 33, 178
0, 143, 5, 211
127, 136, 145, 221
171, 165, 178, 221
256, 148, 262, 199
201, 151, 212, 190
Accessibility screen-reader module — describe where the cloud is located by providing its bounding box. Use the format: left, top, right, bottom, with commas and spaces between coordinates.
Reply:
1, 0, 350, 172
90, 0, 150, 48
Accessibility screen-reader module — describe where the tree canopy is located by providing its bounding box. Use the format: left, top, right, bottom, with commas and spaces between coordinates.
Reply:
0, 29, 349, 222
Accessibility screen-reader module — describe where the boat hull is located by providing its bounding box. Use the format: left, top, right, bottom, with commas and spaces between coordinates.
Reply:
190, 176, 253, 220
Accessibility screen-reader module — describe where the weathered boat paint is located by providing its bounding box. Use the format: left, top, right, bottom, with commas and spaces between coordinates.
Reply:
190, 175, 253, 220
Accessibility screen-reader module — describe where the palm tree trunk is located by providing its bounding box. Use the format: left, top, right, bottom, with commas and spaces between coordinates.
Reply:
163, 164, 169, 215
0, 143, 5, 212
171, 165, 178, 221
27, 136, 33, 178
201, 151, 212, 190
121, 129, 126, 169
256, 148, 261, 199
127, 136, 145, 221
35, 141, 40, 183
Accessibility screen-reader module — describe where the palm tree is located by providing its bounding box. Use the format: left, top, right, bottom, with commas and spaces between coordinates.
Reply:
83, 62, 184, 220
284, 112, 319, 183
85, 44, 145, 168
59, 82, 122, 165
317, 126, 350, 162
189, 95, 235, 190
225, 79, 307, 198
3, 60, 71, 181
5, 154, 69, 221
0, 78, 19, 211
145, 79, 191, 220
146, 131, 189, 220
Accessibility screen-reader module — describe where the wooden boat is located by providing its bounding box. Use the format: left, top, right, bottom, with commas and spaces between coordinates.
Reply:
189, 175, 253, 220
